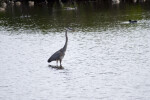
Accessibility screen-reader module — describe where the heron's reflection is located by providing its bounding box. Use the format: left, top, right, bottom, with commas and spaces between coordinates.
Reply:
48, 65, 64, 70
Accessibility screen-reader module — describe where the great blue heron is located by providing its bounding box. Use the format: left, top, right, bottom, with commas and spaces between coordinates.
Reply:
47, 28, 72, 67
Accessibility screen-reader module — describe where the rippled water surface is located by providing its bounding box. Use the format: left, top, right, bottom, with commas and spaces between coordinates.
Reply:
0, 1, 150, 100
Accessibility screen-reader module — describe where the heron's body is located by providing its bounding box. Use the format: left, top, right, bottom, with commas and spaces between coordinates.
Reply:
48, 48, 65, 62
48, 30, 68, 66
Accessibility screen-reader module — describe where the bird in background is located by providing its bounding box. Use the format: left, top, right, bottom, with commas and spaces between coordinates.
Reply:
47, 28, 73, 67
129, 20, 137, 23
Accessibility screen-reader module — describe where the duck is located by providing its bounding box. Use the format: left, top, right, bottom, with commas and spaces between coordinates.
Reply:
129, 20, 137, 23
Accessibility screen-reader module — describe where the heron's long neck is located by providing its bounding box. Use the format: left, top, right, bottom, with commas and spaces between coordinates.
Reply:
63, 30, 68, 51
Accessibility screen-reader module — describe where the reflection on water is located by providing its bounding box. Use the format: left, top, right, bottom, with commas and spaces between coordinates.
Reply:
0, 1, 150, 100
0, 1, 150, 32
48, 65, 64, 70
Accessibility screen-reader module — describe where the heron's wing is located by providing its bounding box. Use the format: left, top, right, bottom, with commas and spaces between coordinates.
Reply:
48, 49, 63, 61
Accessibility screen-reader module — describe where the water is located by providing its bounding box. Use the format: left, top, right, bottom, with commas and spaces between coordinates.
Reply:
0, 1, 150, 100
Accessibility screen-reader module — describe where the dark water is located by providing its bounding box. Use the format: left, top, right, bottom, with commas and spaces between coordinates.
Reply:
0, 1, 150, 100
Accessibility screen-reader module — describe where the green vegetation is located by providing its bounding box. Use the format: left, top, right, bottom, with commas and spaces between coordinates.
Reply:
0, 1, 150, 32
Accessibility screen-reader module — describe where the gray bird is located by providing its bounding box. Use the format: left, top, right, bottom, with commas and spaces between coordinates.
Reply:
47, 28, 71, 67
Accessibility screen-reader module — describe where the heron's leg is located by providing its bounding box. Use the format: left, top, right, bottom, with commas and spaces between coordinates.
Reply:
60, 60, 62, 67
56, 60, 58, 66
